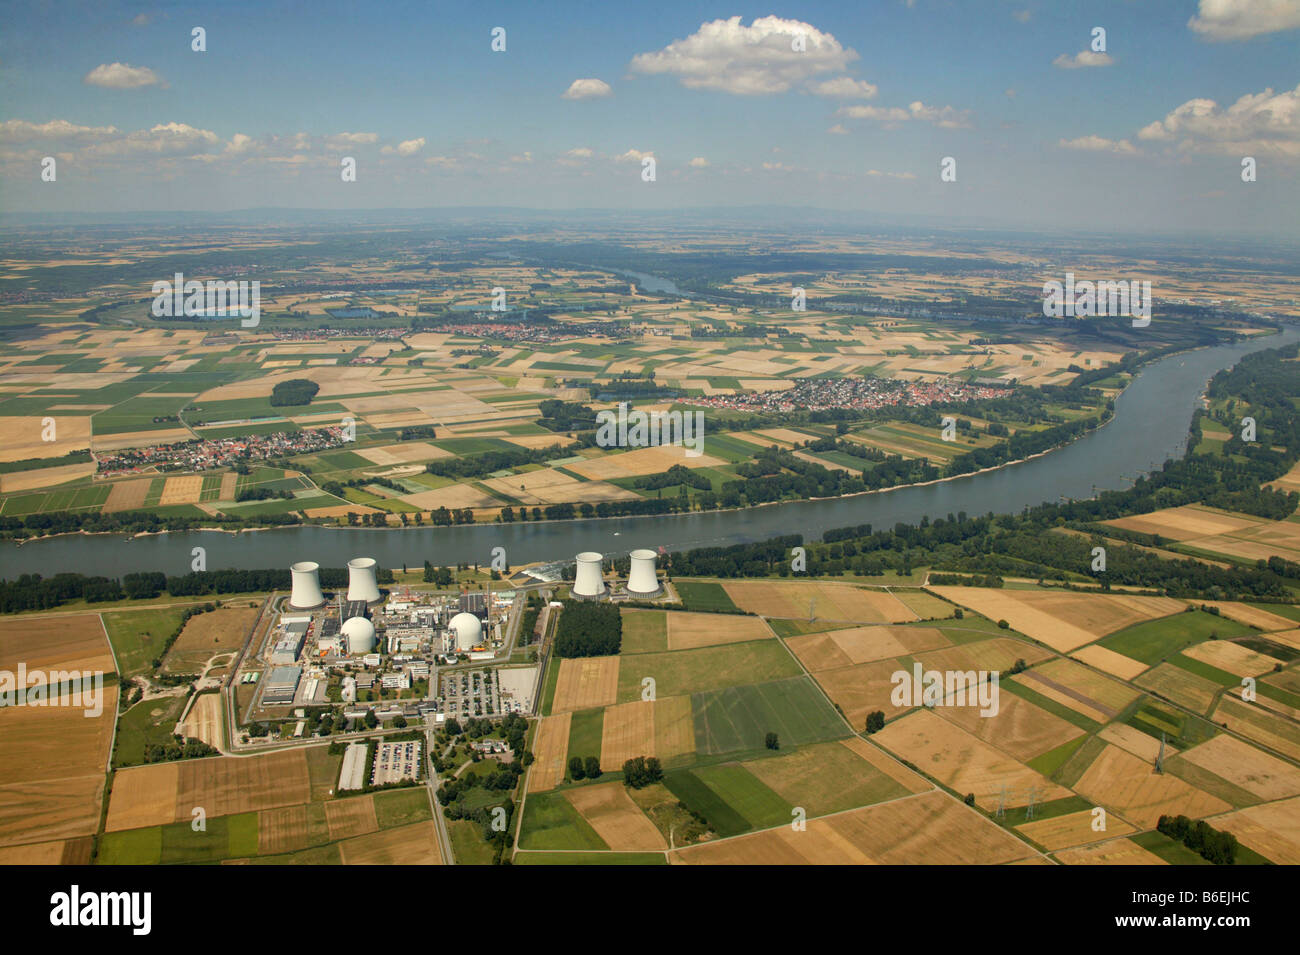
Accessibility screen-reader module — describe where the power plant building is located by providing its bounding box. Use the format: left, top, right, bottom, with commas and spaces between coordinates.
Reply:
262, 666, 302, 705
288, 561, 326, 610
341, 616, 377, 655
573, 551, 606, 600
626, 549, 662, 597
448, 611, 483, 651
347, 557, 382, 604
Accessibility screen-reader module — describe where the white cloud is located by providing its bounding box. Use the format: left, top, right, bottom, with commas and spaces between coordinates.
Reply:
382, 137, 426, 157
1058, 135, 1139, 155
564, 147, 594, 158
562, 78, 613, 100
327, 132, 378, 147
865, 169, 917, 179
617, 148, 654, 162
83, 62, 164, 89
131, 13, 150, 26
838, 101, 971, 128
808, 77, 877, 99
826, 123, 849, 135
1136, 83, 1300, 157
629, 15, 857, 95
1052, 50, 1114, 69
1189, 0, 1300, 40
688, 156, 710, 167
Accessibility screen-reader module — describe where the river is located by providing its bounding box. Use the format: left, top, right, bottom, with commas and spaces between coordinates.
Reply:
3, 326, 1296, 577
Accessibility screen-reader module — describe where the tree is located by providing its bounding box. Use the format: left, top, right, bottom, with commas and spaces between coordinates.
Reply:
568, 755, 586, 781
865, 711, 885, 734
583, 756, 602, 779
765, 732, 779, 750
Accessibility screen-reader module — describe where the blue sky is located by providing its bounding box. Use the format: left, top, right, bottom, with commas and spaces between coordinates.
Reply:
2, 0, 1298, 236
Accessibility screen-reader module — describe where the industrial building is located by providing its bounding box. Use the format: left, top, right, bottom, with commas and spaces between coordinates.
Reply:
342, 616, 377, 654
261, 666, 302, 705
626, 549, 663, 597
288, 561, 326, 610
347, 557, 382, 604
573, 551, 606, 599
448, 611, 483, 651
269, 625, 307, 665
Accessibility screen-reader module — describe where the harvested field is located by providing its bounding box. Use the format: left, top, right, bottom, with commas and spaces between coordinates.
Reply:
873, 709, 1070, 810
1055, 837, 1167, 865
177, 692, 222, 749
1208, 795, 1300, 865
672, 790, 1035, 865
1025, 658, 1142, 718
1200, 602, 1297, 632
356, 442, 451, 465
0, 839, 77, 864
1098, 723, 1174, 762
217, 472, 238, 500
895, 590, 956, 620
0, 415, 92, 462
325, 795, 380, 840
0, 461, 96, 493
482, 469, 638, 506
654, 696, 696, 762
257, 804, 314, 855
916, 637, 1052, 675
797, 625, 949, 666
402, 484, 501, 510
744, 740, 912, 816
936, 692, 1084, 762
1213, 697, 1300, 762
528, 713, 571, 793
930, 587, 1184, 653
107, 749, 311, 830
566, 446, 726, 480
565, 782, 666, 851
165, 606, 258, 671
0, 613, 115, 675
1016, 810, 1135, 851
1072, 744, 1232, 828
1181, 640, 1279, 677
600, 700, 654, 771
1135, 663, 1222, 714
665, 611, 773, 650
339, 820, 444, 864
722, 580, 917, 623
1104, 505, 1264, 540
1177, 734, 1300, 802
814, 660, 913, 727
552, 656, 619, 714
102, 479, 151, 513
159, 475, 204, 505
1071, 644, 1149, 680
838, 737, 932, 794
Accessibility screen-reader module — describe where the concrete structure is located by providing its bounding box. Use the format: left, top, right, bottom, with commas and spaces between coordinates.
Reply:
288, 561, 326, 610
626, 549, 662, 597
261, 665, 302, 705
448, 611, 483, 651
347, 557, 381, 604
342, 616, 377, 654
573, 551, 606, 599
269, 630, 305, 665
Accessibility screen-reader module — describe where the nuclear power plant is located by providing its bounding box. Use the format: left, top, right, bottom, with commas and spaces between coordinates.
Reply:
347, 557, 382, 604
626, 549, 662, 597
288, 561, 326, 610
448, 611, 483, 651
572, 551, 607, 599
341, 615, 377, 654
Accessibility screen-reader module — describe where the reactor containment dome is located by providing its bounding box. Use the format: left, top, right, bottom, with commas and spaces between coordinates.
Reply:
448, 612, 483, 651
341, 616, 377, 654
289, 561, 326, 610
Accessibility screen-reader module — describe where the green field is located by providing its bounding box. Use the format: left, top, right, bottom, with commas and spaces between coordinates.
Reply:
101, 606, 192, 678
566, 707, 605, 766
1099, 610, 1251, 665
673, 581, 741, 613
616, 640, 802, 702
621, 610, 668, 654
692, 676, 848, 755
517, 791, 609, 851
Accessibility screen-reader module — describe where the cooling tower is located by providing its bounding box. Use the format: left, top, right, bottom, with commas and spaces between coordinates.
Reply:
626, 549, 662, 597
573, 551, 606, 600
347, 557, 381, 604
449, 611, 483, 651
288, 561, 326, 610
341, 616, 377, 654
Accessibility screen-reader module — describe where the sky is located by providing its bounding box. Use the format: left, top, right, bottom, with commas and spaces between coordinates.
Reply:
1, 0, 1298, 237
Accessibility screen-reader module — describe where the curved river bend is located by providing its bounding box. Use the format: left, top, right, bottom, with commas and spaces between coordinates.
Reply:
4, 327, 1296, 578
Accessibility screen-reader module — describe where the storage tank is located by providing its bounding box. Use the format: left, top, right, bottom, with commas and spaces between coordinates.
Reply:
573, 551, 606, 599
347, 557, 381, 604
341, 616, 377, 654
288, 561, 326, 610
448, 611, 483, 651
626, 549, 662, 597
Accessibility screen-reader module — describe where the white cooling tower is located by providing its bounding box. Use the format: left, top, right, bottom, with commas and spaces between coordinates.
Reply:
347, 557, 381, 604
341, 616, 377, 654
573, 551, 606, 599
288, 561, 326, 610
449, 612, 483, 651
626, 549, 662, 597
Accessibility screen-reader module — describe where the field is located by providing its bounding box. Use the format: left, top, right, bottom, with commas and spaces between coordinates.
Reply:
0, 613, 115, 676
163, 606, 259, 672
551, 656, 620, 713
691, 677, 847, 755
1208, 796, 1300, 865
564, 782, 667, 851
528, 713, 571, 792
599, 695, 695, 770
664, 611, 773, 650
1071, 744, 1232, 828
615, 640, 802, 701
721, 580, 917, 623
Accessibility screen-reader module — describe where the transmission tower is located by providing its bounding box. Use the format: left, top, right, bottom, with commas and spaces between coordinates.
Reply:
1155, 732, 1166, 774
808, 597, 815, 623
995, 786, 1007, 819
1025, 786, 1039, 821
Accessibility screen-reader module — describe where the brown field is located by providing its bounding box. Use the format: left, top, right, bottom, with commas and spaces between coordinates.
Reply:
654, 695, 696, 762
107, 748, 311, 830
916, 637, 1053, 676
93, 428, 192, 452
1181, 640, 1279, 677
1071, 644, 1150, 680
339, 820, 444, 864
159, 475, 204, 505
929, 587, 1184, 653
797, 625, 950, 666
1265, 459, 1300, 493
165, 606, 259, 670
1016, 809, 1136, 851
551, 656, 619, 713
102, 478, 151, 513
1098, 723, 1174, 762
565, 781, 667, 851
304, 503, 384, 518
895, 590, 957, 620
672, 790, 1035, 865
873, 709, 1070, 810
528, 712, 571, 793
1024, 657, 1142, 718
1135, 663, 1223, 714
1208, 795, 1300, 865
177, 692, 223, 749
1199, 602, 1297, 632
0, 415, 92, 462
0, 612, 115, 675
783, 630, 856, 671
838, 737, 933, 794
0, 461, 97, 493
217, 472, 238, 500
1213, 696, 1300, 762
482, 468, 638, 506
600, 696, 695, 770
936, 692, 1084, 762
722, 580, 918, 623
257, 804, 313, 855
402, 484, 502, 510
1177, 734, 1300, 802
0, 839, 85, 864
665, 611, 773, 650
566, 445, 726, 480
813, 660, 911, 726
1054, 837, 1167, 865
1255, 627, 1300, 651
356, 442, 451, 465
1072, 744, 1232, 828
325, 795, 380, 840
1104, 505, 1264, 540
